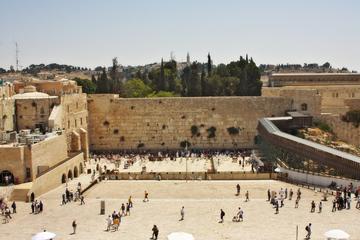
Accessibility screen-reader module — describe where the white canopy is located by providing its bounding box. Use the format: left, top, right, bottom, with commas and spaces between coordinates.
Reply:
167, 232, 194, 240
274, 167, 281, 173
324, 229, 350, 240
31, 231, 56, 240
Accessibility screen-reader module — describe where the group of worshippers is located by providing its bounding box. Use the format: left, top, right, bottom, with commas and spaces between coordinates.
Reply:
62, 182, 85, 205
106, 196, 133, 231
1, 198, 16, 223
31, 199, 44, 214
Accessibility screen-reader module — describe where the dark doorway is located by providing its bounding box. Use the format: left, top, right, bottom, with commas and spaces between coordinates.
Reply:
0, 170, 14, 185
61, 174, 66, 184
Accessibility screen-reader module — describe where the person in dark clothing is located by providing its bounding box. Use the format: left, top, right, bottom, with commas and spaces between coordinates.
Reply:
267, 189, 271, 201
31, 202, 35, 213
39, 201, 43, 212
80, 195, 85, 205
236, 184, 241, 196
11, 201, 16, 213
62, 194, 66, 205
332, 198, 337, 212
219, 209, 225, 223
72, 220, 77, 234
151, 225, 159, 240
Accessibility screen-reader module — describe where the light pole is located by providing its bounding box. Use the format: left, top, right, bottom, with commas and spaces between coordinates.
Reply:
185, 142, 188, 183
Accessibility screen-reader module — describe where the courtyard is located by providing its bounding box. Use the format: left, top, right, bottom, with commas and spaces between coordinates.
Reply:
1, 179, 359, 239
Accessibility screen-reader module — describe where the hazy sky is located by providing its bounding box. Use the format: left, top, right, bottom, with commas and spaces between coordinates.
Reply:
0, 0, 359, 70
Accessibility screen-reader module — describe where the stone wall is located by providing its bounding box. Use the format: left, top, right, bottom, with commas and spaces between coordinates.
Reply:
27, 152, 84, 201
320, 114, 360, 148
60, 93, 88, 150
88, 95, 293, 151
0, 97, 15, 133
30, 133, 68, 178
0, 146, 26, 183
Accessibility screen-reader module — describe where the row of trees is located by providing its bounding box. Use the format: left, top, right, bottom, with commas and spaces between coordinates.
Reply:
76, 55, 263, 97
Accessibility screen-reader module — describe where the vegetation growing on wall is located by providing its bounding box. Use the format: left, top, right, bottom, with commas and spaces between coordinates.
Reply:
342, 110, 360, 128
191, 125, 199, 137
227, 127, 240, 135
137, 143, 145, 148
207, 126, 216, 138
180, 140, 191, 148
313, 120, 332, 132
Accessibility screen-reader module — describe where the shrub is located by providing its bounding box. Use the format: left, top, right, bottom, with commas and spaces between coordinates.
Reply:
180, 140, 191, 148
207, 126, 216, 138
342, 110, 360, 128
227, 127, 240, 135
313, 120, 332, 132
190, 125, 199, 137
137, 143, 145, 148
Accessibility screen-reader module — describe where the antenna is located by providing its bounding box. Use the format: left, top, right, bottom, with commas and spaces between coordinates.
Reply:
15, 42, 19, 71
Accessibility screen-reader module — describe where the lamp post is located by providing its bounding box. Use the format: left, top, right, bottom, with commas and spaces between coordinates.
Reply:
185, 142, 188, 183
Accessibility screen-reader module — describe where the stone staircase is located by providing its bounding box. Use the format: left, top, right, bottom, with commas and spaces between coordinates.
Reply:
10, 182, 32, 202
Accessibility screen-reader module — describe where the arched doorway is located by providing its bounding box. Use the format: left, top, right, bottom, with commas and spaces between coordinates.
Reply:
61, 174, 66, 184
0, 170, 14, 185
79, 163, 83, 174
68, 170, 73, 180
74, 166, 78, 178
30, 192, 35, 202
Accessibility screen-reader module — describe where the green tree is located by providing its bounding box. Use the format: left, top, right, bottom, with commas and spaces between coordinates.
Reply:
207, 53, 212, 76
96, 68, 110, 93
74, 77, 97, 94
123, 78, 153, 98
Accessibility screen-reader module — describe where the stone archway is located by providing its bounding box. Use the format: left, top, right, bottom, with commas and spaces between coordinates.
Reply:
30, 192, 35, 202
61, 174, 67, 184
0, 170, 14, 185
74, 166, 78, 178
68, 170, 73, 180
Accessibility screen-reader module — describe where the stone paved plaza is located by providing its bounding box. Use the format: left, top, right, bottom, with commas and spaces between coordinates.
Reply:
1, 179, 359, 240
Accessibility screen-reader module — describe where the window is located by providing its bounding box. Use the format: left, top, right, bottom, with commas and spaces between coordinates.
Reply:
301, 103, 308, 111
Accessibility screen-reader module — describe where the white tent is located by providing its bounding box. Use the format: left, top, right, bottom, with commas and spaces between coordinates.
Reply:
31, 231, 56, 240
167, 232, 194, 240
324, 229, 350, 240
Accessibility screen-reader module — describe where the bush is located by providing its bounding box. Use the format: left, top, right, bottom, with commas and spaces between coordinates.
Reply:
180, 140, 191, 148
227, 127, 240, 135
207, 126, 216, 138
313, 120, 332, 132
137, 143, 145, 148
342, 110, 360, 128
191, 125, 199, 137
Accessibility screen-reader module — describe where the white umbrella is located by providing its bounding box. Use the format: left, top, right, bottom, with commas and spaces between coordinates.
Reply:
324, 229, 350, 240
167, 232, 194, 240
274, 167, 281, 173
32, 231, 56, 240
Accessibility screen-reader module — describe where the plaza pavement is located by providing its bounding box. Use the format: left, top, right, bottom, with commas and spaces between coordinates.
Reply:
1, 179, 359, 240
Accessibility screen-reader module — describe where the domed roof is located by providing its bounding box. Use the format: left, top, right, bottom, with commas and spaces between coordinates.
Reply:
13, 85, 56, 100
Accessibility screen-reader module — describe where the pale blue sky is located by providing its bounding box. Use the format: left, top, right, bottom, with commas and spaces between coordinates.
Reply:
0, 0, 359, 70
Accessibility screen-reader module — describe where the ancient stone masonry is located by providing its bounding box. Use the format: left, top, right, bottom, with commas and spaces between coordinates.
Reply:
87, 95, 293, 151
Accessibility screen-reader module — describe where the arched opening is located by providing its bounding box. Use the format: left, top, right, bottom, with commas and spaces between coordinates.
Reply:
74, 166, 78, 178
30, 192, 35, 202
61, 174, 67, 184
68, 170, 73, 180
0, 170, 14, 186
301, 103, 308, 111
79, 163, 83, 174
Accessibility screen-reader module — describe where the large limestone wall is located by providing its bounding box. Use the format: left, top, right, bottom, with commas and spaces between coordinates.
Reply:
60, 93, 88, 150
29, 134, 68, 178
88, 95, 293, 151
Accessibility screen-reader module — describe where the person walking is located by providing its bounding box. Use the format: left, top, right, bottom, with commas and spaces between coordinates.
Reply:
11, 201, 16, 214
219, 209, 225, 223
305, 223, 312, 239
332, 198, 337, 212
289, 189, 293, 200
245, 191, 249, 202
311, 201, 316, 212
72, 220, 77, 235
128, 195, 133, 208
236, 184, 241, 196
295, 198, 299, 208
238, 207, 244, 221
267, 189, 271, 201
180, 206, 184, 221
126, 203, 130, 216
106, 215, 112, 231
151, 225, 159, 240
144, 191, 149, 202
31, 201, 35, 214
318, 201, 322, 213
80, 195, 85, 205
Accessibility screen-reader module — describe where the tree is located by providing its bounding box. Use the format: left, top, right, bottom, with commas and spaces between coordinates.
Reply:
74, 78, 97, 94
123, 78, 152, 98
96, 68, 110, 93
201, 68, 207, 96
207, 53, 212, 76
109, 57, 124, 95
187, 62, 202, 96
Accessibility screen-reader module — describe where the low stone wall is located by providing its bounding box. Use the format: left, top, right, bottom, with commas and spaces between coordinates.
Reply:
103, 172, 275, 181
26, 152, 84, 201
279, 167, 360, 189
